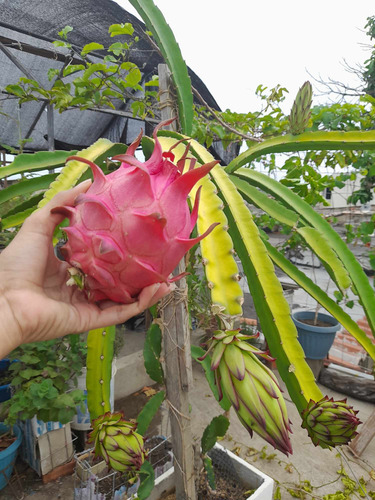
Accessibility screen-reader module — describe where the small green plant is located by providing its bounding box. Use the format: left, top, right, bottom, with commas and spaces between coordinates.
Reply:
1, 337, 86, 425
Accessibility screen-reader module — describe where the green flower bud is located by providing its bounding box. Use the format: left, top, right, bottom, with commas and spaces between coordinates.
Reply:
289, 81, 313, 135
200, 330, 292, 455
89, 412, 145, 473
301, 397, 361, 448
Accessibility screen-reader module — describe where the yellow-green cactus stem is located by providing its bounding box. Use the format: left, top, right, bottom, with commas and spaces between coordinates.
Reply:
86, 325, 116, 421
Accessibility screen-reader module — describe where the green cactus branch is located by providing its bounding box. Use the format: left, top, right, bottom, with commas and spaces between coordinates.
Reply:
86, 326, 116, 421
0, 173, 57, 205
234, 168, 375, 337
230, 175, 352, 294
39, 141, 127, 208
0, 149, 77, 179
225, 130, 375, 173
129, 0, 194, 135
157, 135, 243, 316
264, 241, 375, 360
210, 167, 323, 413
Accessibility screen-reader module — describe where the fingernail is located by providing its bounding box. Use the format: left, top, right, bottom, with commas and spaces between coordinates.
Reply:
152, 283, 161, 294
80, 179, 92, 187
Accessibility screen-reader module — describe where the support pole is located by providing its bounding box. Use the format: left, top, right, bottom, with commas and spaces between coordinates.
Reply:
158, 63, 196, 500
47, 104, 55, 151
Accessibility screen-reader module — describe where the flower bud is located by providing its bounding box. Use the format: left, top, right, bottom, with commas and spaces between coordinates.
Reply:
89, 412, 145, 473
301, 397, 361, 448
201, 330, 293, 455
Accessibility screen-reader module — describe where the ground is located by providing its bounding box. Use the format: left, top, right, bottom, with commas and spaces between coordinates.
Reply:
3, 358, 374, 499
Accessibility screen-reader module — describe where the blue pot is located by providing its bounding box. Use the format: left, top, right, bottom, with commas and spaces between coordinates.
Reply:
0, 423, 22, 490
0, 359, 11, 403
292, 311, 341, 360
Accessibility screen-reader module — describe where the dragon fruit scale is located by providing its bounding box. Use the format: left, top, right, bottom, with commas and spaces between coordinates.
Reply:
52, 119, 219, 304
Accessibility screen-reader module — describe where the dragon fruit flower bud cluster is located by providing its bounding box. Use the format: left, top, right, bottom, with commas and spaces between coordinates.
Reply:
200, 329, 293, 456
89, 412, 145, 473
301, 396, 361, 448
53, 119, 219, 304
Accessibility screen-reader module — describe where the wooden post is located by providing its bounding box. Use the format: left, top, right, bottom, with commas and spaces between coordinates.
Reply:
349, 408, 375, 457
158, 63, 196, 500
47, 103, 55, 151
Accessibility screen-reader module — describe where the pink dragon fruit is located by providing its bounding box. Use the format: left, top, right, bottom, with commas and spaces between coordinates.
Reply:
52, 119, 218, 304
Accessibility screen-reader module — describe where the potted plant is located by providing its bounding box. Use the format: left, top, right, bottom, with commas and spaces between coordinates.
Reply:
0, 359, 14, 403
0, 337, 86, 477
0, 423, 22, 491
292, 309, 341, 360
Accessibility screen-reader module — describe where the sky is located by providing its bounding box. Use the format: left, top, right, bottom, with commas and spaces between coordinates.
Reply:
117, 1, 374, 115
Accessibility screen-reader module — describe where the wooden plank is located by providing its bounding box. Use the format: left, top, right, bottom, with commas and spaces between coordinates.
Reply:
159, 63, 196, 500
349, 408, 375, 457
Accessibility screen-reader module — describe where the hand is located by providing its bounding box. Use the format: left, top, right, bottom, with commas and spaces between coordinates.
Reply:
0, 181, 172, 357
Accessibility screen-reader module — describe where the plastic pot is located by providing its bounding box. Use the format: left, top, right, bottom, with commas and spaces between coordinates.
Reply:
292, 310, 341, 359
0, 423, 22, 490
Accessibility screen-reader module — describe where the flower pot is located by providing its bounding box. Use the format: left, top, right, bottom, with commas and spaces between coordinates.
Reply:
139, 443, 274, 500
0, 423, 22, 491
0, 359, 15, 403
292, 311, 341, 360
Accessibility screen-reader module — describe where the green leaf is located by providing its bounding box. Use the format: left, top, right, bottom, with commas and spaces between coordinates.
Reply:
81, 43, 104, 55
82, 63, 107, 81
5, 84, 25, 97
137, 460, 155, 500
143, 324, 164, 384
201, 415, 230, 454
63, 64, 85, 77
109, 23, 134, 37
191, 345, 231, 411
57, 407, 75, 424
125, 68, 142, 87
18, 354, 40, 365
47, 68, 60, 81
136, 390, 165, 436
19, 368, 40, 379
129, 0, 193, 134
58, 26, 73, 40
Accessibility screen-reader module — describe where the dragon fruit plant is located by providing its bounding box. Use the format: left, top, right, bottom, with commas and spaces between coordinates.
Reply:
51, 119, 218, 304
1, 2, 375, 492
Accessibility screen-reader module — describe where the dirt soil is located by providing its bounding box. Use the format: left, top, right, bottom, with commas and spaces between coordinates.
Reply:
114, 383, 163, 438
0, 431, 16, 449
160, 472, 251, 500
299, 318, 334, 327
